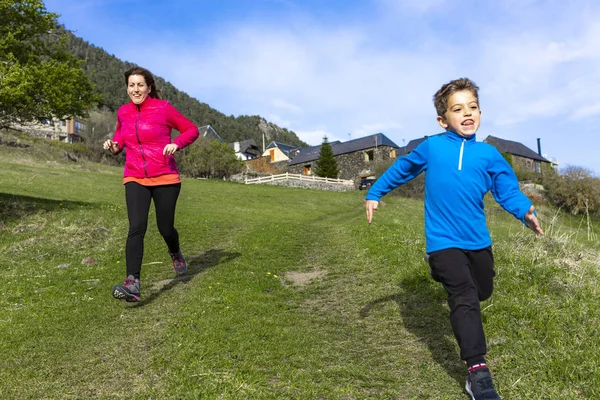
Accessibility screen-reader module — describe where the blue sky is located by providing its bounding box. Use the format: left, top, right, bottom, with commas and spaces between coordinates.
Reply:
44, 0, 599, 175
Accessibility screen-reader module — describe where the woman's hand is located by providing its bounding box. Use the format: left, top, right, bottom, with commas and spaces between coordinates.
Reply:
103, 140, 121, 155
163, 143, 179, 155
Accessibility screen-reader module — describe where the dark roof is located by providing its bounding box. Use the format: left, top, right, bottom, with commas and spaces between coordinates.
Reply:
405, 133, 445, 153
265, 141, 299, 156
483, 136, 549, 163
199, 125, 223, 142
289, 133, 399, 165
229, 139, 261, 156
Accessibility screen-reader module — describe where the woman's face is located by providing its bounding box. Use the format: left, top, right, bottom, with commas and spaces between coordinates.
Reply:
127, 74, 151, 105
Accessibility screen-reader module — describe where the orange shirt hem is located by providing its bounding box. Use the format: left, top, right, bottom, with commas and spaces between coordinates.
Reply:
123, 174, 181, 186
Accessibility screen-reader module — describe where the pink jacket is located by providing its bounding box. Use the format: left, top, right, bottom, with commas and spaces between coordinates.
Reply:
112, 97, 199, 178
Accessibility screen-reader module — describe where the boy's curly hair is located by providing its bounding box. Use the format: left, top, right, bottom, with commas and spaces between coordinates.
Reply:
433, 78, 479, 117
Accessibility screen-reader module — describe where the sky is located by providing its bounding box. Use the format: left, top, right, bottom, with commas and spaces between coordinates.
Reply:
44, 0, 599, 175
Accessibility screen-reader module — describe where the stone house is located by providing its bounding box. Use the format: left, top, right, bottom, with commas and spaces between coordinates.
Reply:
483, 135, 551, 173
287, 133, 400, 181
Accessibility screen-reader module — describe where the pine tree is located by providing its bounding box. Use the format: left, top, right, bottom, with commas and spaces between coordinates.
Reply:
315, 136, 339, 178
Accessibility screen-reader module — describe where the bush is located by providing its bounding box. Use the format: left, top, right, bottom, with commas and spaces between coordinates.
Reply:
543, 165, 600, 215
177, 137, 243, 179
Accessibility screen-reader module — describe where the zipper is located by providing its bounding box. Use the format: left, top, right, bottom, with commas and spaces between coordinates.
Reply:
135, 104, 149, 177
458, 139, 465, 171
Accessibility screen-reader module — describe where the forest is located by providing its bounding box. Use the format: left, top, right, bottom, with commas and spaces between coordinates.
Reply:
61, 28, 308, 149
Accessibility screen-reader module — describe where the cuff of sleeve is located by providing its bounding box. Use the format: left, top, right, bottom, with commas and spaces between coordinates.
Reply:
365, 193, 380, 201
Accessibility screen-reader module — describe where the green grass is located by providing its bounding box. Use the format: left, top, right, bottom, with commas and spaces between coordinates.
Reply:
0, 146, 599, 399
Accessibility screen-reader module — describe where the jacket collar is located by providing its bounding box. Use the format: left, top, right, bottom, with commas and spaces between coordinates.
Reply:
445, 130, 476, 143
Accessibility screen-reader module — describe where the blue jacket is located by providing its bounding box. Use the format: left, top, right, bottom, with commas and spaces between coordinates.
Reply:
365, 131, 532, 253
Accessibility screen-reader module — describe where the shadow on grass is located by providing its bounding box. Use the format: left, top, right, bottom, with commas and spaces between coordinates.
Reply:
360, 274, 464, 386
132, 248, 241, 307
0, 192, 94, 225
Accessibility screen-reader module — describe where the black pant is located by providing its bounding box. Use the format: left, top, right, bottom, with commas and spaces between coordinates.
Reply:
427, 247, 495, 362
125, 182, 181, 279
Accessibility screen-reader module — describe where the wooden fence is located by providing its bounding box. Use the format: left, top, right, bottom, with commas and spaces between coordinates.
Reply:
244, 173, 354, 186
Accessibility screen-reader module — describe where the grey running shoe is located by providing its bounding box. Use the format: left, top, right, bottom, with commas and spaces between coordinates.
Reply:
112, 275, 141, 302
466, 367, 502, 400
169, 250, 188, 276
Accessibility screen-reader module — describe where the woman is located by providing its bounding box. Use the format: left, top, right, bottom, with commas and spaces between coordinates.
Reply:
104, 66, 199, 302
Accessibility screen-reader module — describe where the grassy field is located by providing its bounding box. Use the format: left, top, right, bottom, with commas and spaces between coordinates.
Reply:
0, 142, 599, 399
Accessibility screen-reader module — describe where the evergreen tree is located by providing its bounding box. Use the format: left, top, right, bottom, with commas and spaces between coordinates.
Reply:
315, 136, 339, 178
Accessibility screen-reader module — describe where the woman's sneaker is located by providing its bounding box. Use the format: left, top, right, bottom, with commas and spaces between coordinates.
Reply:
112, 275, 141, 302
466, 367, 502, 400
169, 250, 188, 276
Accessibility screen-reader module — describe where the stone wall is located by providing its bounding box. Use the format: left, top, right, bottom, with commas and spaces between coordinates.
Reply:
287, 145, 397, 181
229, 173, 355, 192
513, 155, 540, 173
261, 179, 355, 192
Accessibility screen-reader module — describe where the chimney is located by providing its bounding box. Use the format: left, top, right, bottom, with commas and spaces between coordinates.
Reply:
537, 138, 542, 156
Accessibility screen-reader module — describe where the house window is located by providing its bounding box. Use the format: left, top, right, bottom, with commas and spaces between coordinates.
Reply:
364, 150, 374, 162
74, 121, 86, 134
270, 149, 275, 161
389, 149, 396, 158
304, 165, 312, 175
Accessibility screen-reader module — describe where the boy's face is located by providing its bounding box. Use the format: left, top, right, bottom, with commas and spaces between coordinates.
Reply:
437, 90, 481, 137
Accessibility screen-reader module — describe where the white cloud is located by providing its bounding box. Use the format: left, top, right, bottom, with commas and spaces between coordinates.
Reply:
45, 0, 600, 175
267, 114, 292, 128
376, 0, 448, 15
271, 99, 303, 113
352, 122, 404, 138
572, 103, 600, 120
294, 129, 344, 145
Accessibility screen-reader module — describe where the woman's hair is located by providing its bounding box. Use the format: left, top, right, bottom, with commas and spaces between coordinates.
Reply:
433, 77, 479, 117
124, 66, 161, 99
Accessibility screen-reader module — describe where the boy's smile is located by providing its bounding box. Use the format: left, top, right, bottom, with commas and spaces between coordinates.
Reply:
437, 90, 481, 137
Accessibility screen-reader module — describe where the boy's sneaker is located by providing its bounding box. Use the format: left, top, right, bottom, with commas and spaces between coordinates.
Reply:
466, 367, 502, 400
112, 275, 141, 302
169, 250, 188, 276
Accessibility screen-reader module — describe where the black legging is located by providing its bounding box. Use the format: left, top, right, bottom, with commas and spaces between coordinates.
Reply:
427, 246, 495, 365
124, 182, 181, 278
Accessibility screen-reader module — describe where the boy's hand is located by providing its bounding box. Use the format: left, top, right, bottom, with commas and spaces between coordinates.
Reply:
524, 205, 544, 236
366, 200, 379, 224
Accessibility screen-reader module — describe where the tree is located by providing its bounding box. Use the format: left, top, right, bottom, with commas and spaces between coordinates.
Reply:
177, 137, 244, 179
315, 136, 339, 178
0, 0, 100, 129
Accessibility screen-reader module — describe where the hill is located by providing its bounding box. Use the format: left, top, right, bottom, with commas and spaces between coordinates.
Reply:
0, 142, 598, 398
61, 27, 308, 148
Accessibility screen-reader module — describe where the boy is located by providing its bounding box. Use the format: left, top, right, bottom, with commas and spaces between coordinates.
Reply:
365, 78, 543, 400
